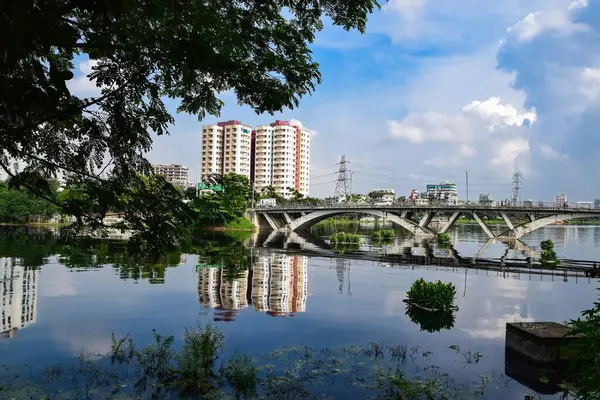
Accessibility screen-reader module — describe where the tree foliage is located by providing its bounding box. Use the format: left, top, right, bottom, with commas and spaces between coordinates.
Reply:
193, 173, 253, 225
0, 180, 60, 223
1, 0, 380, 255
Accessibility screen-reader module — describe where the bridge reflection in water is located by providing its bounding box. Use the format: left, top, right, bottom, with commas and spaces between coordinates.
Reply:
247, 230, 596, 283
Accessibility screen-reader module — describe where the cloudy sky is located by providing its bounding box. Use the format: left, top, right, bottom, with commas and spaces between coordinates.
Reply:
69, 0, 600, 201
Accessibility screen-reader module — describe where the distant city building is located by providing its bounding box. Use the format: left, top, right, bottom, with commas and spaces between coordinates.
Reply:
426, 181, 458, 204
151, 164, 189, 187
523, 199, 534, 207
1, 258, 38, 338
595, 198, 600, 209
369, 189, 395, 205
201, 119, 311, 199
478, 193, 493, 204
554, 193, 568, 208
576, 201, 593, 209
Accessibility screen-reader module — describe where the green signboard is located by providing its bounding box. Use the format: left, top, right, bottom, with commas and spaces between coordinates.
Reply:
195, 263, 223, 272
197, 182, 224, 192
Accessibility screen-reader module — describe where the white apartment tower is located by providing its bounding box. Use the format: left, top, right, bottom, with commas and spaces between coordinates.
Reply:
200, 120, 252, 181
253, 120, 311, 199
201, 119, 312, 198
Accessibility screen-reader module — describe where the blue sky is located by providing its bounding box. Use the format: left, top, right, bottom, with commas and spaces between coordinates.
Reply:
68, 0, 600, 202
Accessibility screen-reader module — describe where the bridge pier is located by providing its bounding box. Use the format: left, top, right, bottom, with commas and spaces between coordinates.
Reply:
472, 212, 496, 239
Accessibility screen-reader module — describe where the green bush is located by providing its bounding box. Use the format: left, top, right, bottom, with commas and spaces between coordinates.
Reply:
330, 232, 361, 244
405, 278, 457, 312
540, 239, 559, 269
436, 233, 452, 249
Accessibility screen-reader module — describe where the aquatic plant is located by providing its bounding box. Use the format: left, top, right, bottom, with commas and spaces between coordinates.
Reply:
371, 229, 395, 241
405, 303, 456, 333
436, 233, 452, 249
329, 232, 361, 244
405, 278, 457, 312
331, 242, 361, 254
0, 325, 509, 399
540, 239, 560, 269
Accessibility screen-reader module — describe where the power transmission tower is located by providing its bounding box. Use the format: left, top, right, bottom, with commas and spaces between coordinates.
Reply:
512, 172, 523, 206
333, 155, 352, 200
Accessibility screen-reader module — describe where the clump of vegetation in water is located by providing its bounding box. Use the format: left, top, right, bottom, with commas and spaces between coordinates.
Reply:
331, 242, 361, 254
0, 325, 506, 399
540, 239, 560, 269
329, 232, 361, 244
436, 233, 452, 249
405, 278, 457, 312
371, 229, 395, 241
405, 303, 457, 333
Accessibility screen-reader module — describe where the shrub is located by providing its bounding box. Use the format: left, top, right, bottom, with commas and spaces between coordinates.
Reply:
540, 239, 559, 269
405, 278, 457, 312
330, 232, 361, 244
436, 233, 452, 249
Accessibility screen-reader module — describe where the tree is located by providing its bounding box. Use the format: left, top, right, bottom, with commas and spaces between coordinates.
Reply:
192, 173, 252, 225
1, 0, 380, 255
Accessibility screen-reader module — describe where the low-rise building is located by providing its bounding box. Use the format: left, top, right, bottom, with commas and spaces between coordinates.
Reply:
478, 193, 493, 204
426, 181, 458, 204
554, 193, 567, 208
576, 201, 593, 209
369, 189, 395, 205
152, 164, 189, 187
594, 198, 600, 209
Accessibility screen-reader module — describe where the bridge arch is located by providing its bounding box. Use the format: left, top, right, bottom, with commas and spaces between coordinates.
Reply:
498, 213, 598, 239
285, 209, 436, 236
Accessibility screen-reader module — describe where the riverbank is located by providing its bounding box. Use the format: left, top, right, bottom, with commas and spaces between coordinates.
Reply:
208, 217, 256, 231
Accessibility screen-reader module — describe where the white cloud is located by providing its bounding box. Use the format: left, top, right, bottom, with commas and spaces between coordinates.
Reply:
387, 112, 472, 143
540, 144, 569, 160
568, 0, 589, 10
507, 5, 589, 42
67, 59, 101, 97
290, 118, 319, 137
459, 144, 477, 157
423, 157, 460, 167
581, 67, 600, 99
462, 97, 537, 130
489, 137, 530, 169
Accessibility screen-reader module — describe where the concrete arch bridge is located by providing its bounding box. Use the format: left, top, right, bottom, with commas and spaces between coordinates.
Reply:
248, 204, 600, 240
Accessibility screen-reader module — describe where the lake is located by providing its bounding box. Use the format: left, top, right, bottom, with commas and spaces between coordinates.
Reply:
0, 224, 598, 399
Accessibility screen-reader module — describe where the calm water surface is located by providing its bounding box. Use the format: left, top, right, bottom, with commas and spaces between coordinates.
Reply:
1, 225, 599, 398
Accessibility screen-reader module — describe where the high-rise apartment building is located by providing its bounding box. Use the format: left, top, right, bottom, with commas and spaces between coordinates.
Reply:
151, 164, 189, 187
200, 120, 252, 181
426, 181, 458, 203
201, 119, 311, 198
1, 258, 38, 338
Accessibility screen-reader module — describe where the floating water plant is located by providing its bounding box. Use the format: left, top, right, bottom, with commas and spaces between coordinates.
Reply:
405, 278, 457, 312
329, 232, 361, 244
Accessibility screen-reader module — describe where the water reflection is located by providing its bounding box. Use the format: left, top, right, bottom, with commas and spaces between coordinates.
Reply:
1, 258, 38, 338
197, 253, 308, 319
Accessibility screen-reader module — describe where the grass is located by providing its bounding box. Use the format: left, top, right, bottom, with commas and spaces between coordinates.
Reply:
371, 229, 395, 241
330, 232, 361, 244
217, 217, 256, 231
454, 218, 527, 225
0, 324, 511, 400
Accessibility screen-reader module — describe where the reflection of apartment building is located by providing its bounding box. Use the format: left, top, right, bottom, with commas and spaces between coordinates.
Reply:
197, 267, 249, 322
201, 120, 311, 198
196, 254, 308, 320
1, 258, 38, 338
251, 254, 308, 316
151, 164, 189, 187
200, 120, 253, 181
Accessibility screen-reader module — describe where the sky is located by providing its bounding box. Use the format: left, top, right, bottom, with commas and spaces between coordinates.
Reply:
67, 0, 600, 202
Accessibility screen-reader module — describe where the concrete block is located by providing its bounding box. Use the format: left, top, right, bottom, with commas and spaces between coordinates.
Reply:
505, 322, 583, 363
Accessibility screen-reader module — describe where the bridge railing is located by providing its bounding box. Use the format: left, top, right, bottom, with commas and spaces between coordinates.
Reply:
251, 201, 600, 212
